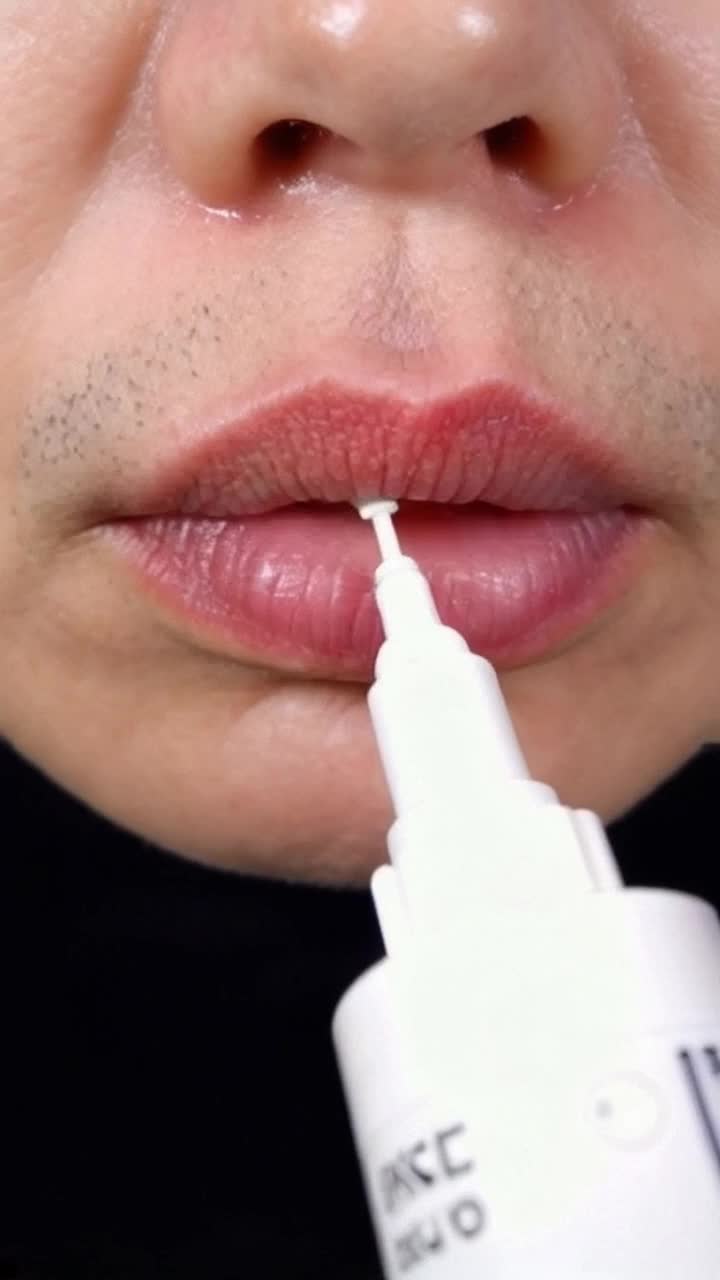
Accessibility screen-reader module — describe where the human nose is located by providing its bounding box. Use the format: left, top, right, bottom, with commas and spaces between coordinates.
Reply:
155, 0, 625, 209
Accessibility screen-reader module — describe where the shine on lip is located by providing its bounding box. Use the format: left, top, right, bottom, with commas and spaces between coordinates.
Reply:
102, 379, 654, 676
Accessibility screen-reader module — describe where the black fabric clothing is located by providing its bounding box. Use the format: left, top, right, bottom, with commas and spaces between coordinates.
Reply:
2, 741, 719, 1279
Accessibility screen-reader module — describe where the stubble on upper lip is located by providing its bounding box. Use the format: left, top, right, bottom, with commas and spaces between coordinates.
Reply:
13, 222, 720, 544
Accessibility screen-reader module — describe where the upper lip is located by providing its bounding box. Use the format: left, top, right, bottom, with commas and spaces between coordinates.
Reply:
133, 377, 640, 519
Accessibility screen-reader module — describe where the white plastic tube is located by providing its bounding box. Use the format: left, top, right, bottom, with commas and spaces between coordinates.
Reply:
333, 504, 720, 1279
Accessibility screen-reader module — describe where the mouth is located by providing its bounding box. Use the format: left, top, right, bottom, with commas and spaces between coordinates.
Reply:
99, 377, 655, 677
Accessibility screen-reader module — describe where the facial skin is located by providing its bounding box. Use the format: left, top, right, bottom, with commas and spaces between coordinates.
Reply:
1, 0, 720, 882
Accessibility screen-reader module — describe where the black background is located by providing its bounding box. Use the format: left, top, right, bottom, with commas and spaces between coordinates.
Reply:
2, 741, 719, 1279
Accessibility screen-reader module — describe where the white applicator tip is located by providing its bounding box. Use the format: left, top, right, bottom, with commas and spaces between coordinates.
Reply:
354, 498, 403, 563
355, 499, 399, 522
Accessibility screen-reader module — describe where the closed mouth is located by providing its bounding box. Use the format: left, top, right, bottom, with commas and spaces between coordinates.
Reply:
99, 376, 656, 676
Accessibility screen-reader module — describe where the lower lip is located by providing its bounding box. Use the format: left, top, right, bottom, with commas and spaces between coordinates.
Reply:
104, 503, 651, 676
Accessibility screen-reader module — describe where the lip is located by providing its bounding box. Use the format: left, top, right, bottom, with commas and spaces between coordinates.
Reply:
100, 378, 655, 676
135, 378, 642, 517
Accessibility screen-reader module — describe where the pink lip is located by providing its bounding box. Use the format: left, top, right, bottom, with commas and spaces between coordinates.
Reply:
101, 378, 656, 675
135, 378, 643, 517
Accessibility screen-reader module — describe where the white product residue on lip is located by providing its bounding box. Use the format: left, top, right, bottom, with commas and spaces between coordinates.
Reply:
278, 174, 322, 198
457, 7, 498, 40
316, 0, 366, 41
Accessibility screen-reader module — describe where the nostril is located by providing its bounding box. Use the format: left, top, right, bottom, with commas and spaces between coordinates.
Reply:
485, 115, 543, 171
253, 115, 549, 192
254, 118, 331, 173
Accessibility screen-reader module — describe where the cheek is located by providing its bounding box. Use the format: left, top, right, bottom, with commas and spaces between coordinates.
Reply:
617, 3, 720, 226
0, 1, 159, 288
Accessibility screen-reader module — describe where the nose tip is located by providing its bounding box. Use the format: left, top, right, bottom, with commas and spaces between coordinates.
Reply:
156, 0, 625, 209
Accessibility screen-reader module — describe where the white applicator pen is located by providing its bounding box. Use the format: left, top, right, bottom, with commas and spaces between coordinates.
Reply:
333, 499, 720, 1279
